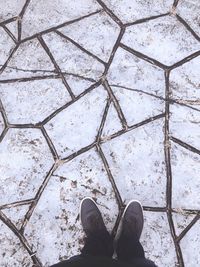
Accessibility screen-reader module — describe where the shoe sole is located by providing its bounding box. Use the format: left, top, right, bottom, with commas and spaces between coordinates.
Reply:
114, 199, 143, 243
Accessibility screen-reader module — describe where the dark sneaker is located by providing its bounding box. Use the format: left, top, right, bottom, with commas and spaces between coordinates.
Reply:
118, 200, 144, 241
80, 197, 107, 236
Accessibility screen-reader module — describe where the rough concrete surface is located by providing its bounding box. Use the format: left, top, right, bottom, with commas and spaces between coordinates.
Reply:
0, 0, 199, 266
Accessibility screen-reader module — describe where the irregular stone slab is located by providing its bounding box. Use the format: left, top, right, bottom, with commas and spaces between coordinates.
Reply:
0, 0, 26, 22
170, 56, 200, 109
0, 128, 54, 205
170, 104, 200, 150
101, 102, 122, 139
171, 143, 200, 210
0, 78, 71, 124
172, 212, 196, 236
141, 211, 178, 266
180, 220, 200, 267
58, 11, 120, 62
21, 0, 100, 38
177, 0, 200, 38
0, 39, 55, 80
111, 86, 164, 126
24, 148, 118, 266
3, 204, 30, 230
65, 75, 93, 96
107, 47, 165, 97
0, 220, 33, 266
0, 28, 15, 67
122, 15, 200, 65
45, 86, 107, 158
43, 32, 105, 80
103, 0, 173, 23
101, 119, 166, 207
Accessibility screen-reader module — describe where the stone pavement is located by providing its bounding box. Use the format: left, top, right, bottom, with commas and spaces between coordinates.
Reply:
0, 0, 200, 266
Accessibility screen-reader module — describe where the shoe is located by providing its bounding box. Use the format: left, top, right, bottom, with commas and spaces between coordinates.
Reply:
117, 200, 144, 241
80, 197, 107, 236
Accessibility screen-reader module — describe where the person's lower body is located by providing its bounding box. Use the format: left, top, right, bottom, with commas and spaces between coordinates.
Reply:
51, 198, 157, 267
80, 197, 156, 266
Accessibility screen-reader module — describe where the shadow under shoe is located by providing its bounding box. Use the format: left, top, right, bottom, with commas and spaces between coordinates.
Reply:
80, 197, 114, 257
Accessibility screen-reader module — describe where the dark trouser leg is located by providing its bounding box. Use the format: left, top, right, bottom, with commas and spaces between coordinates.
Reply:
81, 230, 113, 257
116, 235, 157, 267
116, 234, 144, 262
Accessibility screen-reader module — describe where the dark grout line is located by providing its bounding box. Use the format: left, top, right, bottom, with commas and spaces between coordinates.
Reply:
170, 99, 200, 113
17, 18, 22, 42
41, 126, 59, 161
0, 199, 34, 210
164, 70, 185, 267
8, 123, 41, 129
172, 208, 200, 214
169, 50, 200, 70
0, 44, 19, 74
100, 113, 165, 143
20, 162, 59, 232
41, 80, 102, 125
170, 136, 200, 156
120, 43, 168, 70
55, 30, 106, 66
96, 99, 111, 143
19, 10, 102, 44
95, 0, 123, 27
143, 206, 167, 212
37, 35, 75, 100
176, 213, 200, 242
103, 27, 125, 76
110, 84, 200, 113
0, 74, 60, 83
110, 84, 166, 101
96, 144, 123, 208
0, 99, 9, 127
103, 79, 128, 129
0, 128, 9, 143
0, 210, 42, 266
167, 211, 185, 266
173, 0, 180, 8
124, 12, 170, 27
62, 142, 96, 163
19, 0, 31, 18
111, 208, 124, 237
164, 70, 172, 209
176, 14, 200, 42
1, 25, 18, 44
0, 16, 18, 27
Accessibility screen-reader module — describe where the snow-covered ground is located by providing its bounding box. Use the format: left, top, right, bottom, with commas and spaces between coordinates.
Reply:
0, 1, 200, 266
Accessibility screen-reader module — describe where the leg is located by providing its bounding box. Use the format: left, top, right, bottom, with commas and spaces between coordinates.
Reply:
80, 197, 113, 257
81, 229, 113, 257
116, 234, 144, 261
116, 200, 157, 266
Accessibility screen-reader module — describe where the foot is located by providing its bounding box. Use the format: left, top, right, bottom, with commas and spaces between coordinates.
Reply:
118, 200, 144, 241
80, 197, 107, 236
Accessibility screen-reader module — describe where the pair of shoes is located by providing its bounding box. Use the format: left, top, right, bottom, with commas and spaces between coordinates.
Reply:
80, 197, 143, 247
